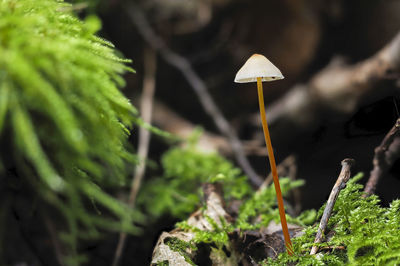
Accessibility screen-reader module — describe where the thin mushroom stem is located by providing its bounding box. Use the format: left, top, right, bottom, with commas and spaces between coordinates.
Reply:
256, 77, 294, 255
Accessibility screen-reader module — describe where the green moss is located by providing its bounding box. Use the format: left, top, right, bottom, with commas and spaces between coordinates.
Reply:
164, 237, 197, 265
155, 261, 169, 266
177, 215, 234, 248
173, 177, 305, 265
0, 0, 141, 264
172, 172, 400, 265
265, 173, 400, 265
138, 143, 252, 219
236, 177, 305, 230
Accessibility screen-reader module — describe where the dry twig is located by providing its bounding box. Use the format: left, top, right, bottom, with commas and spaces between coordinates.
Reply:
257, 155, 299, 216
112, 47, 157, 266
126, 3, 263, 187
310, 158, 354, 255
364, 118, 400, 196
152, 101, 232, 154
258, 155, 297, 191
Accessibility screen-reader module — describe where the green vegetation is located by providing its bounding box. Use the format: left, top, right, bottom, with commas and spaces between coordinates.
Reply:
1, 1, 399, 265
172, 176, 305, 261
236, 177, 306, 230
164, 237, 197, 265
162, 172, 400, 265
138, 143, 252, 219
0, 0, 140, 264
264, 173, 400, 265
177, 216, 234, 248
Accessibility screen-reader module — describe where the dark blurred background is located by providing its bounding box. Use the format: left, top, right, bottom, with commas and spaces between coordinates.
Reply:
76, 0, 400, 264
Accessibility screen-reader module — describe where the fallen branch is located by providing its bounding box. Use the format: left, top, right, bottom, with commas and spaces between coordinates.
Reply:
364, 118, 400, 196
152, 101, 232, 154
152, 101, 271, 156
253, 31, 400, 133
310, 158, 354, 255
126, 3, 263, 187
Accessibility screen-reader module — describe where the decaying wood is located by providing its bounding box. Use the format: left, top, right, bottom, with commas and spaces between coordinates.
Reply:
151, 183, 238, 265
151, 231, 196, 266
232, 229, 285, 263
126, 2, 263, 187
254, 31, 400, 131
188, 183, 232, 229
310, 158, 354, 255
364, 118, 400, 196
150, 182, 303, 265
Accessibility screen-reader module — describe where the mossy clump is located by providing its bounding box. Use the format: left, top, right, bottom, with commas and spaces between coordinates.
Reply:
166, 171, 400, 265
0, 0, 140, 264
139, 144, 253, 219
236, 177, 306, 230
265, 173, 400, 265
164, 237, 197, 265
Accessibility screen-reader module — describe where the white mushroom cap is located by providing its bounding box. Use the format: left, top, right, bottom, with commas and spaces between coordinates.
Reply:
234, 54, 284, 83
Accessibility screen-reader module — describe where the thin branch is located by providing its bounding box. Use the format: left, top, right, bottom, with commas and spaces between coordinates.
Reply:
256, 155, 299, 216
128, 49, 157, 205
258, 155, 297, 191
151, 100, 271, 156
151, 101, 232, 154
364, 118, 400, 196
256, 31, 400, 132
310, 158, 354, 255
112, 47, 157, 266
126, 3, 263, 187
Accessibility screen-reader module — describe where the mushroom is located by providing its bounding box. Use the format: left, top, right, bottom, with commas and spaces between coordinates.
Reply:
235, 54, 294, 255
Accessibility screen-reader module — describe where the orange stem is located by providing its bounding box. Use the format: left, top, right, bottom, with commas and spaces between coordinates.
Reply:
257, 77, 294, 255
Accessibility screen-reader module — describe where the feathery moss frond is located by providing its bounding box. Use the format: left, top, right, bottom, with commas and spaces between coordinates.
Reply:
138, 143, 253, 219
266, 173, 400, 265
0, 0, 139, 264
